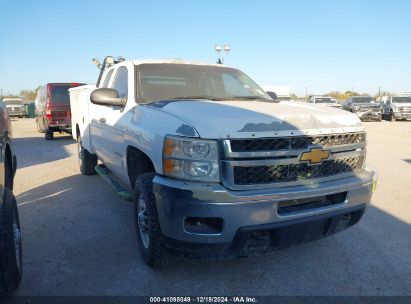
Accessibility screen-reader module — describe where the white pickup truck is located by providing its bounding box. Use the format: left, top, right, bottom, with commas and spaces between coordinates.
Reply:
70, 58, 377, 267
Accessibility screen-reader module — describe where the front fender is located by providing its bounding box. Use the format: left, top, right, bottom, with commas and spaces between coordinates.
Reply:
122, 104, 200, 178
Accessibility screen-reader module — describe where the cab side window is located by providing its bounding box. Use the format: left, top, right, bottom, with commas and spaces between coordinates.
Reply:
102, 69, 114, 88
112, 67, 128, 98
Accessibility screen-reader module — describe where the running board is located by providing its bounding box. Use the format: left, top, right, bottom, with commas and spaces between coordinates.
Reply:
95, 164, 133, 201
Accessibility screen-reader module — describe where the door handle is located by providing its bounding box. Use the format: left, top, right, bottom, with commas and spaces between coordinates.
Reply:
99, 118, 106, 124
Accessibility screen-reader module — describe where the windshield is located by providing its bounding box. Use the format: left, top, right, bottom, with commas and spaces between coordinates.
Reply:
136, 64, 272, 103
3, 99, 23, 105
351, 97, 374, 104
50, 85, 72, 105
392, 96, 411, 103
315, 97, 337, 104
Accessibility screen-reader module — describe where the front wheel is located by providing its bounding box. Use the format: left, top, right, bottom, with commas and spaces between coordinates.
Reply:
134, 173, 169, 268
77, 136, 97, 175
0, 188, 22, 294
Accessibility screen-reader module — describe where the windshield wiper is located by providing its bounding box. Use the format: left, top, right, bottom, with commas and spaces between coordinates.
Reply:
166, 95, 226, 101
232, 96, 270, 101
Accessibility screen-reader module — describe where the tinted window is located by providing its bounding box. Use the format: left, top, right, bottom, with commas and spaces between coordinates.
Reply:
3, 99, 23, 105
351, 97, 373, 104
137, 64, 270, 103
392, 97, 411, 103
222, 74, 250, 96
102, 69, 114, 88
50, 85, 72, 105
112, 67, 128, 98
315, 97, 336, 104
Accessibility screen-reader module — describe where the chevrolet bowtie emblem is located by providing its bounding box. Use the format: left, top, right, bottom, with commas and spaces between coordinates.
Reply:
300, 147, 331, 165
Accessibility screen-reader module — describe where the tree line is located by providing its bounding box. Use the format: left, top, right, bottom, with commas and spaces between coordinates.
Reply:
1, 86, 42, 101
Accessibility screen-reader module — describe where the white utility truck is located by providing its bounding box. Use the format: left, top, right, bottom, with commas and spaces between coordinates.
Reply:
378, 93, 411, 121
70, 57, 377, 267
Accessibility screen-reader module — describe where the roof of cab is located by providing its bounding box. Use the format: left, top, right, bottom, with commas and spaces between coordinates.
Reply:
131, 58, 226, 68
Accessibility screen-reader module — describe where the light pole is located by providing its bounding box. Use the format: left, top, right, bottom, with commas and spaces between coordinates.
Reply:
215, 44, 231, 64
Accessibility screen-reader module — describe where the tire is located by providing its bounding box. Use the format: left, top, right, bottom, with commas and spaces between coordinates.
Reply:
45, 129, 54, 140
134, 173, 168, 268
5, 155, 14, 191
77, 136, 97, 175
0, 188, 22, 294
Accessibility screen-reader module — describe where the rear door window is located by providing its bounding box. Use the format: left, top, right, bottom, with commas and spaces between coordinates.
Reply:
50, 85, 72, 105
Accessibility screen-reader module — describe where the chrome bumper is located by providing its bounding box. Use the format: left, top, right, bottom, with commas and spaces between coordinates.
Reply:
393, 112, 411, 119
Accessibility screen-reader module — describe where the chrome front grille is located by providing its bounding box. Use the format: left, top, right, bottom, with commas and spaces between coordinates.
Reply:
222, 132, 366, 190
229, 133, 366, 152
233, 156, 364, 185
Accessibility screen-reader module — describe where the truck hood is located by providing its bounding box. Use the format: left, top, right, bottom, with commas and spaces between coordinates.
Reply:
393, 103, 411, 108
148, 100, 363, 138
6, 104, 24, 108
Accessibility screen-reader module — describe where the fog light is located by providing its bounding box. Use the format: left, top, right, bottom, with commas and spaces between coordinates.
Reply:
184, 217, 223, 234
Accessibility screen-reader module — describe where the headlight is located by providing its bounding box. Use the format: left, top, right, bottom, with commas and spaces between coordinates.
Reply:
163, 136, 220, 182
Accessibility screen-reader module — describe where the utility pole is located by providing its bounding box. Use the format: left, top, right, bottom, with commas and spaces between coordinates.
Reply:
378, 86, 381, 98
305, 86, 308, 97
0, 89, 3, 98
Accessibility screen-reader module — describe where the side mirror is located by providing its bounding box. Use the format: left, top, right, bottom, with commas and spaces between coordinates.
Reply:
266, 91, 278, 100
90, 88, 126, 107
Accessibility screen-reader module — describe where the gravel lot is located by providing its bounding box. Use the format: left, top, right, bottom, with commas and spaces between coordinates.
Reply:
11, 118, 411, 296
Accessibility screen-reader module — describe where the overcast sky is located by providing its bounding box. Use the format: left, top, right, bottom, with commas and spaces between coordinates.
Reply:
1, 0, 410, 96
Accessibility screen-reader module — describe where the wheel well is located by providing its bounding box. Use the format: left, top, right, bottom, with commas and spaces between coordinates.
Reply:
4, 144, 13, 189
76, 124, 80, 139
127, 146, 155, 188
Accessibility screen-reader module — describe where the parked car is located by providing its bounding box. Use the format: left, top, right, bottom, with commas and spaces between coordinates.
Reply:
2, 98, 26, 118
378, 94, 411, 121
0, 100, 21, 294
307, 96, 343, 109
70, 57, 377, 267
344, 96, 382, 121
35, 83, 84, 140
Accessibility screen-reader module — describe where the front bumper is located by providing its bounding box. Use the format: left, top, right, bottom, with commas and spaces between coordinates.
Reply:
7, 110, 25, 117
153, 169, 376, 247
355, 110, 381, 121
393, 112, 411, 119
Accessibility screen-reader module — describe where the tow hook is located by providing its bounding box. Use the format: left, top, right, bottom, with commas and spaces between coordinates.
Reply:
252, 230, 270, 240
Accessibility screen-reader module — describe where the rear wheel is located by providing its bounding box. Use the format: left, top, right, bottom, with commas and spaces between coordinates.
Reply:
0, 188, 22, 294
45, 128, 54, 140
77, 136, 97, 175
134, 173, 169, 268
